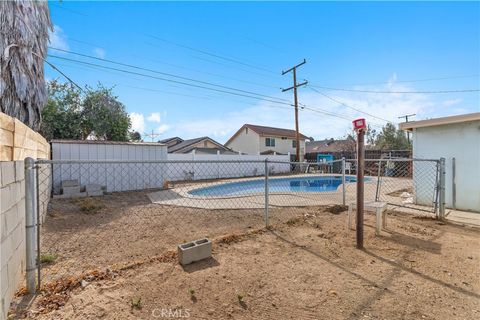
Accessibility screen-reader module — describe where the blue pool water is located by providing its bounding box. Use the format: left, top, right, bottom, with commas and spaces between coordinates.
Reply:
188, 176, 359, 197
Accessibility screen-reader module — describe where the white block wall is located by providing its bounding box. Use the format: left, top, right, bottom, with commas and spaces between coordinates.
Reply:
0, 161, 51, 319
0, 161, 26, 320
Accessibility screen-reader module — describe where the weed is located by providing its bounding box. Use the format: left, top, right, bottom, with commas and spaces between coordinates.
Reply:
189, 288, 197, 302
40, 253, 57, 264
237, 293, 244, 302
325, 205, 348, 214
286, 217, 301, 226
131, 297, 142, 310
74, 197, 105, 214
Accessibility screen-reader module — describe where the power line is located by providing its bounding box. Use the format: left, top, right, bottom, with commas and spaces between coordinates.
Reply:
44, 58, 385, 130
190, 55, 281, 80
282, 59, 308, 161
60, 37, 282, 89
48, 47, 290, 103
42, 59, 85, 92
308, 84, 480, 94
315, 74, 480, 87
301, 105, 384, 128
308, 87, 392, 123
48, 60, 292, 105
145, 34, 280, 76
47, 55, 294, 106
136, 56, 281, 89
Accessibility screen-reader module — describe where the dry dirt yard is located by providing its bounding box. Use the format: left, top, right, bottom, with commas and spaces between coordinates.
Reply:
11, 191, 480, 319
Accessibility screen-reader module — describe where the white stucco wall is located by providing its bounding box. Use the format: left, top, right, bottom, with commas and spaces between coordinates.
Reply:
225, 129, 260, 154
412, 120, 480, 212
258, 136, 305, 156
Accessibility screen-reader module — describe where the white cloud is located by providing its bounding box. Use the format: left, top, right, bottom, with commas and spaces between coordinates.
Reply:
129, 112, 145, 133
49, 25, 69, 51
147, 112, 161, 123
93, 47, 106, 59
165, 79, 441, 143
157, 124, 170, 134
442, 99, 462, 107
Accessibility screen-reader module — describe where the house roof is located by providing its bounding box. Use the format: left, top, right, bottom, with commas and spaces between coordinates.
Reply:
305, 139, 355, 154
168, 136, 230, 153
225, 124, 309, 146
51, 139, 165, 146
188, 147, 238, 155
399, 112, 480, 131
158, 136, 183, 144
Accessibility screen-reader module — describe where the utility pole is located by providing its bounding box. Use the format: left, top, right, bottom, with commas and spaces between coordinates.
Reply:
282, 59, 308, 162
143, 130, 161, 142
398, 114, 416, 144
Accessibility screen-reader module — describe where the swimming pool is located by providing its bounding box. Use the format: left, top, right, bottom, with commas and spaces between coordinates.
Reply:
188, 175, 358, 197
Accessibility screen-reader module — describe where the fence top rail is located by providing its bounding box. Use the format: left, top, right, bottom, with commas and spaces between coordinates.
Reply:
345, 158, 440, 163
35, 159, 296, 165
38, 159, 348, 166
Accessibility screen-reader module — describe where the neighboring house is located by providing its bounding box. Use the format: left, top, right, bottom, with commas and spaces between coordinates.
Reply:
225, 124, 309, 158
159, 137, 184, 148
305, 138, 356, 162
161, 136, 235, 154
305, 138, 411, 162
399, 112, 480, 212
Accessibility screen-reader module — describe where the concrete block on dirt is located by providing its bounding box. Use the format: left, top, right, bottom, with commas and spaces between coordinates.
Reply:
62, 186, 81, 195
62, 180, 79, 188
178, 238, 212, 265
85, 184, 102, 192
87, 190, 104, 197
53, 192, 87, 199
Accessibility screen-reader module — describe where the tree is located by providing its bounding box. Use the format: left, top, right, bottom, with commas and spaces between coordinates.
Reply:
375, 123, 410, 150
365, 125, 377, 146
129, 131, 142, 142
0, 1, 52, 130
41, 82, 132, 141
40, 81, 83, 141
81, 85, 131, 141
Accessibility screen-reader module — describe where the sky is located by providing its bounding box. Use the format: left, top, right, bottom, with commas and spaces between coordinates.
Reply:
45, 1, 480, 143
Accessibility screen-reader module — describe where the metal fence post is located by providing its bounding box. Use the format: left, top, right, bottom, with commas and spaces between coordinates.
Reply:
264, 159, 269, 228
24, 157, 38, 293
439, 157, 446, 220
452, 157, 456, 210
341, 157, 346, 205
375, 159, 382, 201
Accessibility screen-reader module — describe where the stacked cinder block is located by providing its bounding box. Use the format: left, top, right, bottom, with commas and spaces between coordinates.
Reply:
0, 161, 26, 320
54, 180, 105, 199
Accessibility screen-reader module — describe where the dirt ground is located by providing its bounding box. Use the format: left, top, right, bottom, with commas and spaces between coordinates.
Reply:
11, 191, 480, 319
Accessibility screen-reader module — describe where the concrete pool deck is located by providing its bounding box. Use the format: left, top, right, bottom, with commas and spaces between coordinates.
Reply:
148, 174, 412, 209
148, 174, 480, 226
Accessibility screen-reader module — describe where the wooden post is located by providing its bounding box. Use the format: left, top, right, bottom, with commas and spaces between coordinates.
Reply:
356, 129, 365, 249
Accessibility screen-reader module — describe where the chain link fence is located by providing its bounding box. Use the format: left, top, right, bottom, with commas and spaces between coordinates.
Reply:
344, 158, 441, 213
27, 157, 443, 290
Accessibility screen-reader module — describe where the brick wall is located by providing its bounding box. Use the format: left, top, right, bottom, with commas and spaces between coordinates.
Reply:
0, 161, 26, 320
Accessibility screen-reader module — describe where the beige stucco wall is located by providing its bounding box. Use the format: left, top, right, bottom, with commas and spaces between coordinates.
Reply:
258, 136, 305, 156
226, 127, 305, 156
225, 129, 260, 154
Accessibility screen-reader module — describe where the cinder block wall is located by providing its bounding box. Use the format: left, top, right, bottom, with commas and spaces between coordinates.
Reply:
0, 161, 26, 320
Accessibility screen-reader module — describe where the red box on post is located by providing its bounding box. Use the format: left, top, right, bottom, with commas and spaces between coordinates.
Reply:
352, 118, 366, 131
